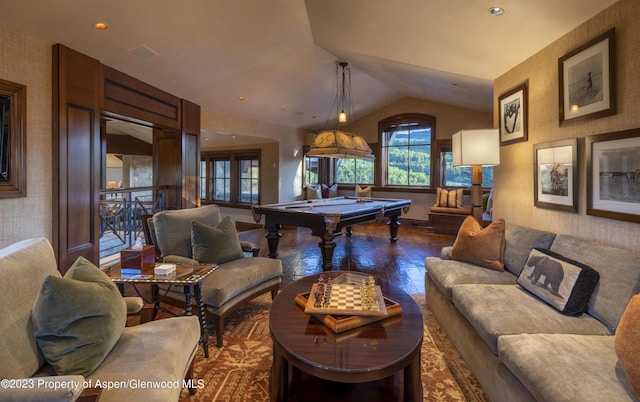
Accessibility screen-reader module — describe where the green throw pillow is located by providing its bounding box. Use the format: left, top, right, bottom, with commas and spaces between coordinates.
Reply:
32, 257, 127, 376
191, 217, 244, 264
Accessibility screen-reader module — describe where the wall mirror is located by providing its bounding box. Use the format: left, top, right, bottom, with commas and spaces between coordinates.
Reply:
0, 78, 26, 198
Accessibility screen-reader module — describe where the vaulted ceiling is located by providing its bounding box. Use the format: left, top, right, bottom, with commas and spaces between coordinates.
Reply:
0, 0, 617, 139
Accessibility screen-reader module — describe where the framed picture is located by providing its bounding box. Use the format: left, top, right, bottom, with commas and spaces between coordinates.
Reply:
534, 138, 578, 213
587, 129, 640, 223
559, 28, 615, 125
499, 81, 528, 146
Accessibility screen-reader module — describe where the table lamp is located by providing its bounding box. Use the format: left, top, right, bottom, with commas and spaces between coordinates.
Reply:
452, 129, 500, 223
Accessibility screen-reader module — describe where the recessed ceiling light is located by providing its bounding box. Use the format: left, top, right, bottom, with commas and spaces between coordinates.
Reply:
239, 96, 246, 101
488, 7, 504, 16
94, 22, 108, 30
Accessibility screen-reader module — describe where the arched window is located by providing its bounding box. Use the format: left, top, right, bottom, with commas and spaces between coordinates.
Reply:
379, 114, 435, 187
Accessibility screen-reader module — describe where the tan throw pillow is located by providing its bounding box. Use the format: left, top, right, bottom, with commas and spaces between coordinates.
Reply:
306, 185, 322, 199
355, 184, 371, 198
450, 216, 505, 271
434, 187, 463, 208
615, 295, 640, 398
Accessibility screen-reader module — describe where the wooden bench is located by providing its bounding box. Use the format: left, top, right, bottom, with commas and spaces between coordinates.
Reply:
428, 206, 472, 234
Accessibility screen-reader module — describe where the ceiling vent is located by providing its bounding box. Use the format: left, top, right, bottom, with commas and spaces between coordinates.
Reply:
129, 45, 159, 59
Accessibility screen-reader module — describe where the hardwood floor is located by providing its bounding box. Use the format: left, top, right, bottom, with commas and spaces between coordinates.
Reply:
238, 222, 456, 295
122, 221, 455, 323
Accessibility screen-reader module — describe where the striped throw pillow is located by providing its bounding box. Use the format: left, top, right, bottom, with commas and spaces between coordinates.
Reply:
434, 187, 463, 208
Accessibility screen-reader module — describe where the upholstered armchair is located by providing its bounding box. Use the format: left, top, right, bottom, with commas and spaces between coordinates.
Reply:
146, 205, 282, 347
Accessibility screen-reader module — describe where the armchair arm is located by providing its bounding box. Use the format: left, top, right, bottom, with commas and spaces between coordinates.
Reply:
0, 375, 86, 402
441, 246, 454, 260
123, 296, 144, 314
239, 241, 260, 257
163, 255, 200, 265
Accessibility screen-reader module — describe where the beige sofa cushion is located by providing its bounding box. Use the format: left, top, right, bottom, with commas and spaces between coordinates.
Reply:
499, 334, 634, 402
86, 316, 200, 402
453, 284, 611, 354
0, 238, 60, 379
200, 256, 282, 307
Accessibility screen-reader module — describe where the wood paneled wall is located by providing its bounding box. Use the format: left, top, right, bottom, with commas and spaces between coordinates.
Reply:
52, 45, 101, 272
52, 44, 200, 271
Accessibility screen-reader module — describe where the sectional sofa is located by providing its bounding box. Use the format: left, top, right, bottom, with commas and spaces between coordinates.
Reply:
425, 222, 640, 401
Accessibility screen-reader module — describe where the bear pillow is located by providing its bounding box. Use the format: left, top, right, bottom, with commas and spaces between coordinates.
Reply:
517, 248, 599, 316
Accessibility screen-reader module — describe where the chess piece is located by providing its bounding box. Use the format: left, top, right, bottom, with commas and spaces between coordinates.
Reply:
368, 276, 378, 311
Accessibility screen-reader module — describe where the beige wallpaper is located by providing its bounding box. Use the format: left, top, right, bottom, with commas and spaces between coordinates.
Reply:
0, 26, 52, 248
342, 96, 492, 143
200, 109, 305, 203
493, 0, 640, 251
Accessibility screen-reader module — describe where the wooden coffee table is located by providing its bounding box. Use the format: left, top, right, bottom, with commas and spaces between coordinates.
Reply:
104, 262, 217, 357
269, 271, 423, 401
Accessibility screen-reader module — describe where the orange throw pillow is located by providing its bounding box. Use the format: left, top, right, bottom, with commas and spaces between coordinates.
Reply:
450, 216, 505, 271
615, 295, 640, 398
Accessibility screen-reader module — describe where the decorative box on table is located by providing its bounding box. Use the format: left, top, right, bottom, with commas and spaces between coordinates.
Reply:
120, 245, 155, 268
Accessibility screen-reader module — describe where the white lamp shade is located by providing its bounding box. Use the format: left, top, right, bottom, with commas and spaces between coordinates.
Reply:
452, 129, 500, 167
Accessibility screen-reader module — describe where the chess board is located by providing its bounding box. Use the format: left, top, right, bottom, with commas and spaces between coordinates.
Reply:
304, 282, 388, 316
295, 292, 402, 333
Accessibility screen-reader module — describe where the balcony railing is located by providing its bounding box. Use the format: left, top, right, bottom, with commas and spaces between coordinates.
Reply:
99, 186, 168, 258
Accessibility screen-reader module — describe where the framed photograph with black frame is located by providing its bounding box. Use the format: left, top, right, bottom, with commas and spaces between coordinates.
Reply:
534, 138, 578, 213
587, 128, 640, 223
559, 28, 615, 126
499, 81, 528, 146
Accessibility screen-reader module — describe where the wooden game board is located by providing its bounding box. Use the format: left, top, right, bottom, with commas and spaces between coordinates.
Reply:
295, 273, 403, 333
304, 282, 388, 316
294, 292, 403, 333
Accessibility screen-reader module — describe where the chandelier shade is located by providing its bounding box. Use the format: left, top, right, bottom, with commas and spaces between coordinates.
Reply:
308, 61, 374, 160
307, 130, 374, 159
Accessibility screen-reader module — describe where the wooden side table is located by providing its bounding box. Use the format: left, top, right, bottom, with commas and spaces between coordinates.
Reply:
103, 263, 217, 358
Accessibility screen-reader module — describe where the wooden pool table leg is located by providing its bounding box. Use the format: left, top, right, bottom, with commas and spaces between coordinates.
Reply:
319, 232, 336, 271
388, 215, 400, 242
265, 224, 282, 258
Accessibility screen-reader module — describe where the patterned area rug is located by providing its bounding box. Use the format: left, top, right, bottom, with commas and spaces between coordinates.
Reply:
179, 294, 488, 401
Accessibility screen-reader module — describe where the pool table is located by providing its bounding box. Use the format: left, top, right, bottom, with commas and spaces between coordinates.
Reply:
252, 197, 411, 270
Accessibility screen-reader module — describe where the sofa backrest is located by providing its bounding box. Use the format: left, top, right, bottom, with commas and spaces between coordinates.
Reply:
151, 205, 222, 258
0, 238, 60, 379
550, 234, 640, 333
503, 223, 556, 276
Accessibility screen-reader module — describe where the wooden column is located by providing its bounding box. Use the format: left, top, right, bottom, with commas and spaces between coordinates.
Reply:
52, 44, 101, 272
470, 165, 484, 224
